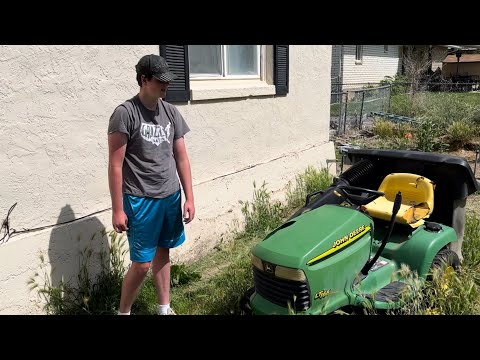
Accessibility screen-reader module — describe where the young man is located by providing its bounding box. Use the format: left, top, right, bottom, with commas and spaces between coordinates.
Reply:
108, 54, 195, 315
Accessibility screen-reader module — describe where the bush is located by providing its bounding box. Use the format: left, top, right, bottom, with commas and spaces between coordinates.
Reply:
380, 74, 409, 96
446, 120, 476, 149
373, 119, 395, 138
415, 118, 449, 153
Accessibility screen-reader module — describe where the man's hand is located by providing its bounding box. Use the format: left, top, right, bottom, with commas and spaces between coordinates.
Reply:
183, 199, 195, 224
112, 210, 129, 233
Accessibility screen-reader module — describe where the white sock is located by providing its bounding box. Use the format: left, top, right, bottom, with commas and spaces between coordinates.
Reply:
117, 310, 131, 315
157, 304, 170, 315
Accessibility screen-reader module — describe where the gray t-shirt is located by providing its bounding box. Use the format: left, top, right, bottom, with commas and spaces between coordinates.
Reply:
108, 95, 190, 199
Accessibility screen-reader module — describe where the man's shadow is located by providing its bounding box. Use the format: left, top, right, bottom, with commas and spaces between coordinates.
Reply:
47, 205, 110, 290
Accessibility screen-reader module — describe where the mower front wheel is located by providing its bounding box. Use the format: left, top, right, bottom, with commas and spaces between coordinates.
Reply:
239, 287, 255, 315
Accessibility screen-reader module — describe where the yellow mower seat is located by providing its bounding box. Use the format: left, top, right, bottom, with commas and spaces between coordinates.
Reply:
364, 173, 435, 228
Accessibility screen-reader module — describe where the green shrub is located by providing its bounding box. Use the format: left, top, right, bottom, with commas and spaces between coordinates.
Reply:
415, 118, 449, 152
380, 74, 409, 96
239, 181, 285, 237
446, 120, 475, 149
373, 119, 395, 138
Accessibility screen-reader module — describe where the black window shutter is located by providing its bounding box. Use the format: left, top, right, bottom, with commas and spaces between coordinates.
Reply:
159, 45, 190, 102
274, 45, 289, 95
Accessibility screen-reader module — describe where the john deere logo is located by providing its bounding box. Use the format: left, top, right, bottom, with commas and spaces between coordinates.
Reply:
263, 262, 275, 273
333, 225, 366, 248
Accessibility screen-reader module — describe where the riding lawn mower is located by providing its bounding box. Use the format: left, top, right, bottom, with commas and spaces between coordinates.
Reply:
242, 148, 478, 315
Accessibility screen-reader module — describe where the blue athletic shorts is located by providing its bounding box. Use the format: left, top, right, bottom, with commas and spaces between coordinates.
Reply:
123, 190, 186, 263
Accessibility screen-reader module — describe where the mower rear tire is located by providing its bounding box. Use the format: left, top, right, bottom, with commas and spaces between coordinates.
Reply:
428, 248, 460, 280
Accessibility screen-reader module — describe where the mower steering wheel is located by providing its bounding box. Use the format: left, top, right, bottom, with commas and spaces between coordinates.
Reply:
336, 185, 384, 206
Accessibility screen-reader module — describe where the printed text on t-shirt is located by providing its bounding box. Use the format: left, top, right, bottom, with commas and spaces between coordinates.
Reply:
140, 122, 171, 146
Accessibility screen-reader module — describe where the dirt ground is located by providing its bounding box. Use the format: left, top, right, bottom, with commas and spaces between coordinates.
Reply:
467, 193, 480, 215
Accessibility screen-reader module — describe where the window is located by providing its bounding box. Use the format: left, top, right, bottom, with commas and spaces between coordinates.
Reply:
355, 45, 363, 64
384, 45, 389, 53
188, 45, 261, 79
160, 45, 289, 102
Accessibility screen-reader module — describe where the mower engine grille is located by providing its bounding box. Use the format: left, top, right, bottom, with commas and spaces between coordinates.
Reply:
253, 267, 311, 311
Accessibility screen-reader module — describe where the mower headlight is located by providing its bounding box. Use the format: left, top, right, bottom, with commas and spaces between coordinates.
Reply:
251, 254, 306, 282
251, 254, 263, 270
275, 266, 306, 282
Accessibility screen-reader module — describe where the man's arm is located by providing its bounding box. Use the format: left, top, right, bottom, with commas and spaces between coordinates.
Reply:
108, 132, 129, 232
173, 137, 195, 224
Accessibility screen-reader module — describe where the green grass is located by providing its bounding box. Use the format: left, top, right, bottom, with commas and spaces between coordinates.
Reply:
170, 166, 333, 314
170, 235, 256, 314
396, 246, 480, 315
331, 103, 341, 117
391, 92, 480, 118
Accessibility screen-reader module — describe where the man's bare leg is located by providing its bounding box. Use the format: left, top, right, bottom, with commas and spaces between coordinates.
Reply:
152, 247, 171, 311
119, 261, 151, 314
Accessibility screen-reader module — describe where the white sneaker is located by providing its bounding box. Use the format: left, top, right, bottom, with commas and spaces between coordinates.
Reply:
159, 308, 176, 315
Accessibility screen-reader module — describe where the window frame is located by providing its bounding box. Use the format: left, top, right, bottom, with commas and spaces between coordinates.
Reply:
189, 45, 262, 80
355, 45, 363, 65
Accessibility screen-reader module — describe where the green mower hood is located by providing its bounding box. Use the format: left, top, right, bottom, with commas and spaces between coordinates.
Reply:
253, 205, 373, 269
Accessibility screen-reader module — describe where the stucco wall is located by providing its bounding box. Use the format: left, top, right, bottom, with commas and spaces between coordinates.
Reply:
0, 45, 334, 314
0, 45, 157, 228
0, 45, 158, 315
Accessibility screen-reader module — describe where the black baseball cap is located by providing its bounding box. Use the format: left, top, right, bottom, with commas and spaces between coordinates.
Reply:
135, 54, 177, 82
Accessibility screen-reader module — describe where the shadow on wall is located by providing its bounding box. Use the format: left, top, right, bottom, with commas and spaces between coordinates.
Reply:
47, 204, 109, 288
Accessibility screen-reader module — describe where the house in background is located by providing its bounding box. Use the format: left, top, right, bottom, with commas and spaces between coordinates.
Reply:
331, 45, 450, 91
0, 45, 335, 314
442, 53, 480, 80
331, 45, 403, 91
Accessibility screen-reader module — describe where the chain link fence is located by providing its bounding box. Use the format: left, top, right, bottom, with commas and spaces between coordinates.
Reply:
331, 79, 480, 135
331, 84, 392, 135
388, 79, 480, 95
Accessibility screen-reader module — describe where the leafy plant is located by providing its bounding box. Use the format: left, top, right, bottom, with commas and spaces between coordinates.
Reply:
286, 166, 333, 208
415, 118, 449, 152
239, 181, 285, 237
446, 120, 475, 150
29, 230, 128, 315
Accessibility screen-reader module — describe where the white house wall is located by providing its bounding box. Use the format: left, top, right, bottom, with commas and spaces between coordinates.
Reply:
0, 45, 334, 314
331, 45, 342, 82
342, 45, 401, 89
